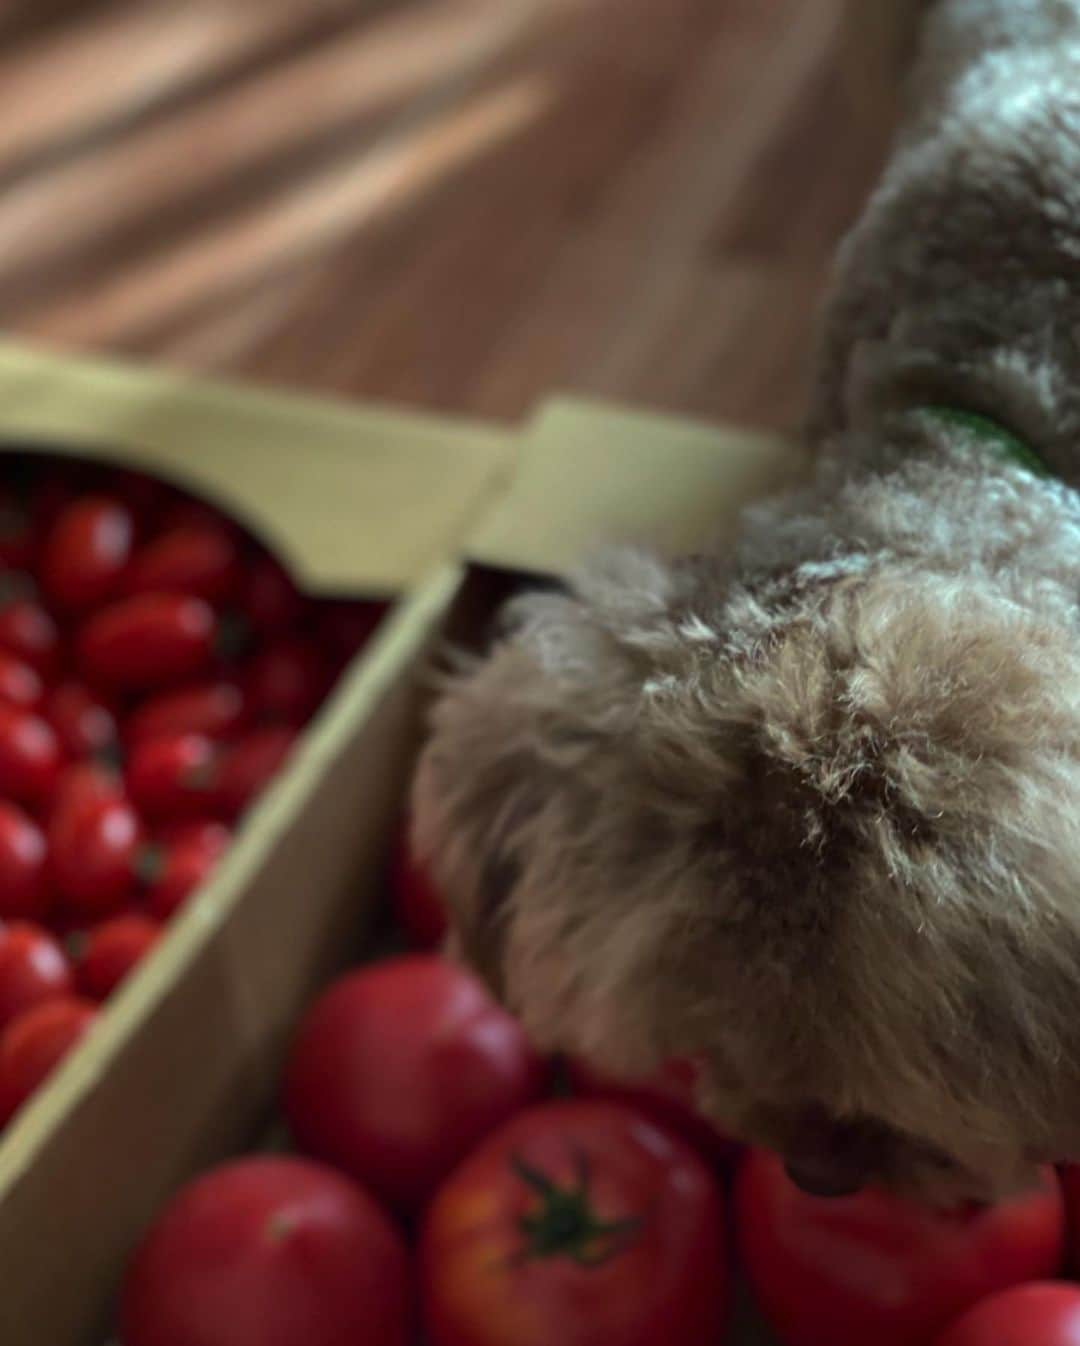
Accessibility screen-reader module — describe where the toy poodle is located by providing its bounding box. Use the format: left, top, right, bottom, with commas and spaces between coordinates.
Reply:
412, 0, 1080, 1205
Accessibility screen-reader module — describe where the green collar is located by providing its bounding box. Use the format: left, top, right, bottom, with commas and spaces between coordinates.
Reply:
919, 406, 1051, 478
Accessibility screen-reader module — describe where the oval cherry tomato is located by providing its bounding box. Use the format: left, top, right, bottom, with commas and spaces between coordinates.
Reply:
76, 915, 161, 1000
48, 764, 143, 916
0, 597, 61, 677
284, 955, 549, 1214
121, 1155, 412, 1346
0, 995, 97, 1125
936, 1282, 1080, 1346
43, 680, 119, 760
125, 680, 247, 745
0, 651, 42, 710
391, 830, 448, 948
420, 1100, 728, 1346
241, 553, 303, 636
0, 922, 73, 1029
244, 639, 330, 725
0, 802, 50, 921
567, 1056, 739, 1169
127, 732, 218, 821
139, 822, 231, 920
125, 522, 240, 603
40, 495, 134, 610
0, 704, 62, 806
736, 1148, 1065, 1346
77, 593, 217, 691
213, 726, 296, 819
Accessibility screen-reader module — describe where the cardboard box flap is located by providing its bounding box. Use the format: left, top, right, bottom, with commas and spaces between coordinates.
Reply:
0, 342, 513, 596
468, 396, 808, 576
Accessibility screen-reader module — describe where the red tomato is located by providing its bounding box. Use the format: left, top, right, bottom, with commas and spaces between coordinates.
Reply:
241, 553, 303, 636
125, 680, 247, 745
0, 923, 73, 1029
567, 1056, 739, 1168
0, 704, 62, 806
127, 733, 218, 821
31, 470, 79, 535
284, 955, 549, 1214
139, 823, 231, 920
0, 802, 50, 921
104, 466, 173, 519
391, 831, 448, 948
0, 488, 34, 568
936, 1282, 1080, 1346
125, 523, 240, 603
0, 995, 97, 1124
0, 651, 42, 710
77, 593, 217, 691
43, 680, 119, 759
76, 915, 160, 1000
120, 1156, 412, 1346
0, 597, 60, 677
736, 1148, 1065, 1346
40, 495, 134, 610
159, 498, 231, 533
420, 1100, 728, 1346
245, 639, 330, 725
213, 726, 296, 819
48, 764, 143, 915
313, 599, 388, 660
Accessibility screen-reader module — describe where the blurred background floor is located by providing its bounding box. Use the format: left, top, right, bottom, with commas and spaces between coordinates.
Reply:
0, 0, 893, 429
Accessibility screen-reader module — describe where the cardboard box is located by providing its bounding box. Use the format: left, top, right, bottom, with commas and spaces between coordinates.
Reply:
0, 342, 802, 1346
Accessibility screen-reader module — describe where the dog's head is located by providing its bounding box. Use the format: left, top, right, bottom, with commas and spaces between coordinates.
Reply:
412, 468, 1080, 1205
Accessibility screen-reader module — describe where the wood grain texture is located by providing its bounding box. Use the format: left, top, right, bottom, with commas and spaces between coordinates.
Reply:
0, 0, 897, 429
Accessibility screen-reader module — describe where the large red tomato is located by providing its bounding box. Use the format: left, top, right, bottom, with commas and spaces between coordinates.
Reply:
936, 1283, 1080, 1346
0, 996, 97, 1124
567, 1055, 738, 1169
0, 922, 73, 1029
120, 1156, 412, 1346
41, 495, 134, 611
283, 955, 549, 1214
420, 1099, 729, 1346
736, 1148, 1065, 1346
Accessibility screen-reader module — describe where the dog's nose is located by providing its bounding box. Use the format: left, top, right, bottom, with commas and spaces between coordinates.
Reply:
784, 1155, 865, 1198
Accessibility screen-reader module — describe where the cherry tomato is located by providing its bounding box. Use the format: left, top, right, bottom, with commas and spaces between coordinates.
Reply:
76, 915, 160, 1000
244, 638, 330, 725
391, 830, 448, 948
0, 597, 61, 677
0, 802, 50, 921
125, 522, 240, 603
139, 822, 231, 920
40, 495, 134, 610
213, 726, 296, 819
241, 553, 303, 636
0, 651, 42, 710
120, 1156, 412, 1346
0, 488, 34, 568
936, 1282, 1080, 1346
0, 704, 62, 806
105, 466, 173, 519
77, 593, 217, 691
420, 1100, 728, 1346
0, 923, 73, 1029
43, 680, 119, 759
736, 1148, 1065, 1346
127, 733, 218, 821
0, 995, 97, 1125
48, 764, 143, 916
568, 1056, 739, 1169
125, 680, 247, 745
159, 498, 231, 533
313, 599, 388, 661
284, 955, 549, 1214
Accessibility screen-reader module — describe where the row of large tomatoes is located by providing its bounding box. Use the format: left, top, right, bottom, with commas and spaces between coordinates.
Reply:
116, 845, 1080, 1346
0, 454, 385, 1128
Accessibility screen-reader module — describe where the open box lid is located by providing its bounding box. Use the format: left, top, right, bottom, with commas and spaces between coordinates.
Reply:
0, 341, 807, 593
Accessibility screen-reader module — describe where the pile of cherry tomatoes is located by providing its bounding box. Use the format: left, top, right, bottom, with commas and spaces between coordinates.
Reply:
116, 843, 1080, 1346
0, 453, 385, 1129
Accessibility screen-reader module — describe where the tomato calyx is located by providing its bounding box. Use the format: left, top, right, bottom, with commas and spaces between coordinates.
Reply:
511, 1151, 642, 1267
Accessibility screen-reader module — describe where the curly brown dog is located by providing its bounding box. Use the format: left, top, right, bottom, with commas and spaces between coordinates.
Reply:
412, 0, 1080, 1205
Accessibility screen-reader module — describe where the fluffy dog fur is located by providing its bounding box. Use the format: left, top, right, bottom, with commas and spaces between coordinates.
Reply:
413, 0, 1080, 1204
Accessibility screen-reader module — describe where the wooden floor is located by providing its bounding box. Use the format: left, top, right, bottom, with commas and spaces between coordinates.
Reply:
0, 0, 895, 430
